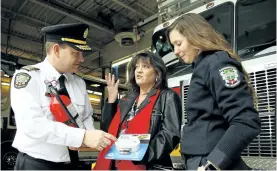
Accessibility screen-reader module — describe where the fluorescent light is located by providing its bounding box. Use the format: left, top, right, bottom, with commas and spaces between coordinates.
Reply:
4, 74, 9, 77
1, 82, 10, 86
90, 84, 100, 87
119, 94, 125, 99
87, 90, 93, 94
93, 92, 102, 96
89, 97, 100, 102
112, 57, 132, 67
87, 90, 102, 96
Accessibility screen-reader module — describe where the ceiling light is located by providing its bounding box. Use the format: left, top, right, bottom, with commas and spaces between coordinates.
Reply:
90, 84, 100, 87
1, 82, 10, 86
87, 90, 93, 94
112, 57, 132, 67
89, 97, 100, 102
87, 90, 102, 96
93, 92, 102, 96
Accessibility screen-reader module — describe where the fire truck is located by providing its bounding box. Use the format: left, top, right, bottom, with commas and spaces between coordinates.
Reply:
152, 0, 276, 169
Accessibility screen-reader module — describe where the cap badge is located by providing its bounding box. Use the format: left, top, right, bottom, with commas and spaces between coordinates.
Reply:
83, 28, 88, 39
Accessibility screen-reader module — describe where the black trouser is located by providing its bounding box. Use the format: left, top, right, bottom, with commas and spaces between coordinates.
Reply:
182, 154, 251, 170
15, 152, 76, 170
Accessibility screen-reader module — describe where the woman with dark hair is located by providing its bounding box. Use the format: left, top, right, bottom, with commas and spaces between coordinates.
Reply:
93, 51, 182, 170
167, 13, 261, 170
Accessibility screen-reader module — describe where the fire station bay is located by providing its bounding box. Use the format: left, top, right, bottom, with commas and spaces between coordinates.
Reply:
1, 0, 276, 170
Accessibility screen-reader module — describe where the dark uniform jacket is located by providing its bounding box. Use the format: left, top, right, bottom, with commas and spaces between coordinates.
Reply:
101, 88, 182, 169
181, 51, 261, 169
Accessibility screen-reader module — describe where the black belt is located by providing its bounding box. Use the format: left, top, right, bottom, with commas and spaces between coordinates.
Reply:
19, 152, 71, 165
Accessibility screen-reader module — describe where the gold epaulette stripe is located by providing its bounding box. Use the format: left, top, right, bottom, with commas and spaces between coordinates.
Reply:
21, 65, 40, 71
61, 38, 86, 45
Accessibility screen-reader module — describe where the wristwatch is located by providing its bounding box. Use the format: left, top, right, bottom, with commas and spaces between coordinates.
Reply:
203, 160, 221, 170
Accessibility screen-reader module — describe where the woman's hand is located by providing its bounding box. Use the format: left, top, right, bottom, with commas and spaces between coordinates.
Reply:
105, 73, 120, 103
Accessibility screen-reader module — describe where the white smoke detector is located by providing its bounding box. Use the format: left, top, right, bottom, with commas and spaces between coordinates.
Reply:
115, 134, 141, 154
115, 32, 141, 47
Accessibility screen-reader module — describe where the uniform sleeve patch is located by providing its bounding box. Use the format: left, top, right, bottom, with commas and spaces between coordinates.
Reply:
219, 66, 240, 88
14, 73, 31, 89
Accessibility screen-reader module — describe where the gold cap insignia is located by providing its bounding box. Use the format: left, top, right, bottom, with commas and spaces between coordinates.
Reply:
83, 28, 88, 39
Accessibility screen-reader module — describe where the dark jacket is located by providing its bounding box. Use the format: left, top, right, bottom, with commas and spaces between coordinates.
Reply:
101, 88, 182, 169
181, 51, 261, 169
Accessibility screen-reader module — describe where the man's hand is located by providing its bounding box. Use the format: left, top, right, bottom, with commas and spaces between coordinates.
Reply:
68, 147, 79, 151
68, 147, 98, 152
82, 130, 117, 151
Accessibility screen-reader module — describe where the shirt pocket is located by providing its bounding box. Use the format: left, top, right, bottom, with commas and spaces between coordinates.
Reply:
71, 97, 86, 120
41, 98, 55, 121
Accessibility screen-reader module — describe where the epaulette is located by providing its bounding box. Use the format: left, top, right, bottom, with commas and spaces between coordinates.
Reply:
21, 65, 40, 72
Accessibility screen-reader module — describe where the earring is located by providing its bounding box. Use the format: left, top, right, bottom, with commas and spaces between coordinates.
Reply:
197, 49, 202, 55
156, 77, 158, 82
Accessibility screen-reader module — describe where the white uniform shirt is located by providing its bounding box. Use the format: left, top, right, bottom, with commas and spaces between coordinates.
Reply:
11, 58, 95, 162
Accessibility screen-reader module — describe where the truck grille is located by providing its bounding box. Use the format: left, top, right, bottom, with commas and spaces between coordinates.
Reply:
251, 68, 276, 113
242, 68, 276, 157
182, 85, 189, 125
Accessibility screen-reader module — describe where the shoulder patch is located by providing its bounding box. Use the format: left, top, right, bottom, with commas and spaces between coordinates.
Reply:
14, 72, 31, 89
219, 66, 240, 88
21, 65, 40, 72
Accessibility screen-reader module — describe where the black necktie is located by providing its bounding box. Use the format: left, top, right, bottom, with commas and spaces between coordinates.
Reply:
58, 75, 69, 97
58, 75, 79, 166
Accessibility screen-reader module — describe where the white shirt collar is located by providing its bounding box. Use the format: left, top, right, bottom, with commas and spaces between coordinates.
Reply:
43, 57, 69, 83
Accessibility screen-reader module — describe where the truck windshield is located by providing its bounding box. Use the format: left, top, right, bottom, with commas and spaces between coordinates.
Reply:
237, 0, 276, 59
153, 2, 234, 78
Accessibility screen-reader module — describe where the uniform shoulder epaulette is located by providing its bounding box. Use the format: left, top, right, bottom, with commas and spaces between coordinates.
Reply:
21, 65, 40, 72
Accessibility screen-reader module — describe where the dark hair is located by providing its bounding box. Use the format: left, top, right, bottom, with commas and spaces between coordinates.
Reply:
128, 51, 168, 92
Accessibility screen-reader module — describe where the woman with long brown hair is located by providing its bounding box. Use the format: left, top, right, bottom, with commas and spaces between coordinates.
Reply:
167, 13, 261, 170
